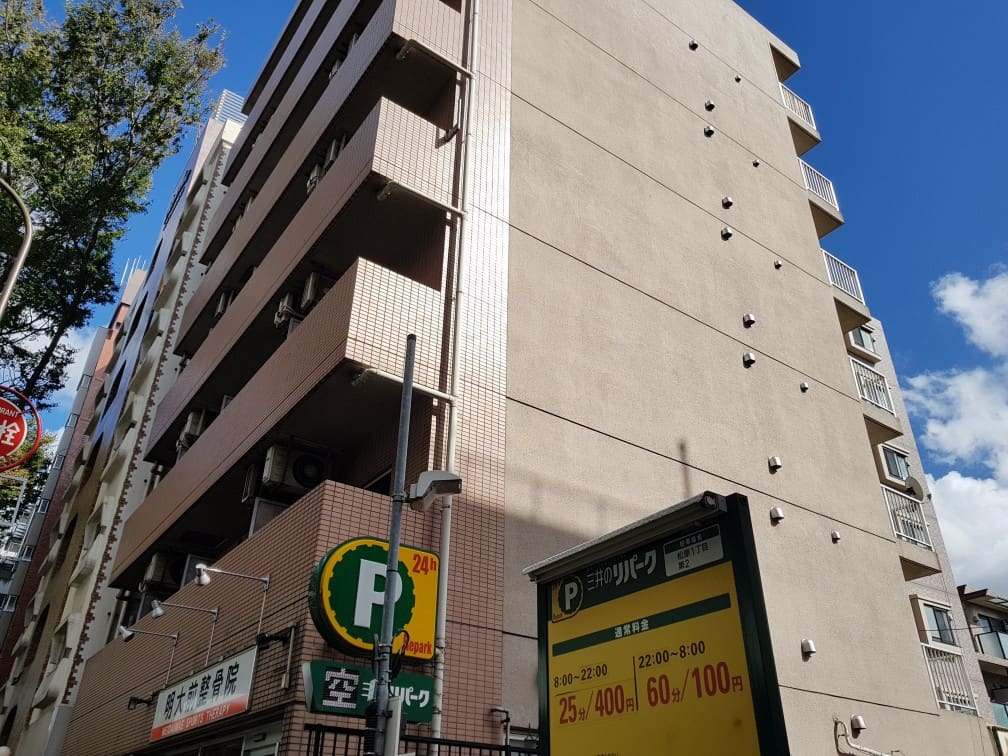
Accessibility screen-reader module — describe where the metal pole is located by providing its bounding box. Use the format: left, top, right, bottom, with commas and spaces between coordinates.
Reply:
374, 334, 416, 756
0, 176, 34, 326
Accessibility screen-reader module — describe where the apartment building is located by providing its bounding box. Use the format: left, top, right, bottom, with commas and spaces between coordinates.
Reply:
0, 270, 142, 748
0, 94, 246, 755
959, 586, 1008, 751
4, 0, 999, 754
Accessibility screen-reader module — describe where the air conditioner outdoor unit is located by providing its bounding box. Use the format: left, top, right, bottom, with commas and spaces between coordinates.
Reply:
305, 163, 323, 195
241, 463, 259, 503
261, 445, 329, 494
180, 409, 206, 444
323, 136, 346, 169
274, 292, 299, 328
141, 551, 175, 591
214, 290, 235, 318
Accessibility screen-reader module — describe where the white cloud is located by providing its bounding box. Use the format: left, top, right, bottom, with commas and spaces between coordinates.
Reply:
928, 472, 1008, 597
931, 268, 1008, 357
50, 326, 99, 414
904, 268, 1008, 594
903, 365, 1008, 484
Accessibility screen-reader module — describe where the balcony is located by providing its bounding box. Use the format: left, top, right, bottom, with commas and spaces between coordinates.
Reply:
850, 357, 894, 413
114, 258, 445, 588
882, 485, 932, 550
978, 631, 1008, 659
922, 644, 978, 714
994, 701, 1008, 728
824, 250, 871, 333
155, 97, 455, 459
974, 630, 1008, 677
213, 0, 463, 254
882, 485, 939, 579
799, 158, 843, 237
779, 83, 820, 155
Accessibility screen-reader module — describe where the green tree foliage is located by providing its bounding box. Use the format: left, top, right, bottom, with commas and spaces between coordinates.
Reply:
0, 431, 54, 544
0, 0, 223, 408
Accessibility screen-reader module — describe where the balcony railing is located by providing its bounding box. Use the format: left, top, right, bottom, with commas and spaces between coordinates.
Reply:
822, 250, 864, 303
850, 357, 895, 413
780, 83, 816, 130
994, 701, 1008, 728
882, 485, 933, 550
976, 630, 1008, 660
922, 644, 978, 714
799, 158, 839, 210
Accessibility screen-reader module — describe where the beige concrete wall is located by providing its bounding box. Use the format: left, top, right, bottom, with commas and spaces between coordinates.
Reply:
504, 0, 992, 752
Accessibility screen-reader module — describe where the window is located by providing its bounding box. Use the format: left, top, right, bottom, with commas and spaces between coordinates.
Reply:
19, 545, 34, 561
51, 454, 65, 471
77, 373, 92, 390
923, 604, 956, 646
37, 498, 51, 513
978, 614, 1008, 634
0, 594, 16, 612
66, 413, 79, 429
882, 446, 910, 482
851, 326, 876, 353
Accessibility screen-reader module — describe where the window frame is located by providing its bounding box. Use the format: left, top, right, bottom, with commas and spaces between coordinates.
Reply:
881, 445, 911, 484
914, 598, 958, 648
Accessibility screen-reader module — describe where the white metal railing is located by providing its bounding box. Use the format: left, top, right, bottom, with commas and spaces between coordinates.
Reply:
779, 82, 816, 129
922, 644, 978, 714
822, 249, 864, 303
882, 485, 933, 549
799, 158, 839, 210
850, 357, 895, 413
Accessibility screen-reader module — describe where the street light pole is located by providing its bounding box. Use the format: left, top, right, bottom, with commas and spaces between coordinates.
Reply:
373, 333, 417, 756
0, 176, 34, 326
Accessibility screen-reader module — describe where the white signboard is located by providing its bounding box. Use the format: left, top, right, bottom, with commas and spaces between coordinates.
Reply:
150, 647, 257, 741
662, 525, 724, 578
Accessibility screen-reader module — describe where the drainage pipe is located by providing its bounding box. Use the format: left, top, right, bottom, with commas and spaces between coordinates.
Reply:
430, 0, 481, 742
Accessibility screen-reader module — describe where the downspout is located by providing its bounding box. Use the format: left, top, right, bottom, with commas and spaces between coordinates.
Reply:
431, 0, 481, 741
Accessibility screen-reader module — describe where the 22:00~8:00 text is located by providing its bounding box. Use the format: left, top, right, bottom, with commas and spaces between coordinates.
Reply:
636, 641, 706, 668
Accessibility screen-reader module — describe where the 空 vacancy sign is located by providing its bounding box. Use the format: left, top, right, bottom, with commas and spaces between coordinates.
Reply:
526, 492, 789, 756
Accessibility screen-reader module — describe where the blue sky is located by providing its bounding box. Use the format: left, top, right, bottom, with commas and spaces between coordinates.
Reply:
47, 1, 1008, 592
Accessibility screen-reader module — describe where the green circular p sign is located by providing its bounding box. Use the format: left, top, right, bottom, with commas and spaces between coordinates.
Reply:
308, 537, 439, 660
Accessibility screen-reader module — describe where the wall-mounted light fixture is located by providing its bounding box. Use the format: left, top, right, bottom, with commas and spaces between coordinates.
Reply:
117, 626, 179, 686
151, 600, 219, 665
193, 564, 270, 634
850, 714, 867, 736
769, 506, 785, 524
768, 457, 783, 473
801, 638, 816, 658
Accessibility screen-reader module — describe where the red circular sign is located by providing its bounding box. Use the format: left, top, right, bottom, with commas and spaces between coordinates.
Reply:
0, 386, 42, 474
0, 397, 28, 456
